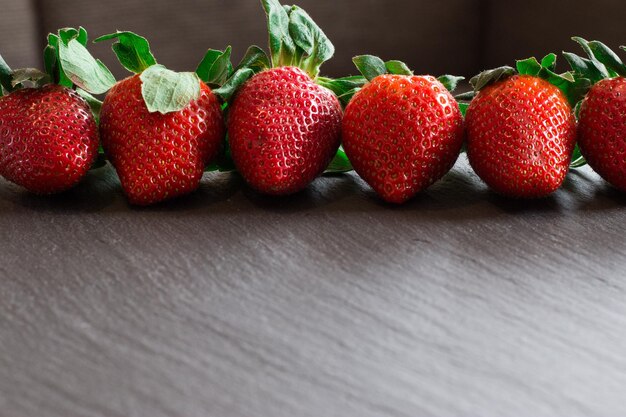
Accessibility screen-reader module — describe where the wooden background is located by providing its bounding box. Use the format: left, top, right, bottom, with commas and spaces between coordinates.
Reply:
1, 157, 625, 416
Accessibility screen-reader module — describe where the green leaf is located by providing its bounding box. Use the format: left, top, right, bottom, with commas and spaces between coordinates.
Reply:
287, 6, 315, 56
563, 52, 608, 83
385, 60, 413, 76
570, 143, 587, 168
455, 91, 476, 101
325, 146, 353, 174
538, 67, 590, 107
58, 28, 80, 45
458, 102, 469, 118
43, 44, 57, 78
469, 66, 515, 91
261, 0, 296, 67
59, 39, 116, 94
95, 31, 157, 74
213, 67, 255, 102
76, 88, 103, 124
47, 34, 72, 87
10, 68, 51, 87
437, 75, 464, 93
196, 46, 233, 86
571, 36, 615, 78
353, 55, 387, 81
516, 57, 542, 76
316, 75, 366, 106
235, 45, 270, 73
77, 27, 88, 46
287, 5, 334, 77
0, 53, 13, 92
140, 65, 201, 114
541, 53, 557, 71
587, 40, 626, 77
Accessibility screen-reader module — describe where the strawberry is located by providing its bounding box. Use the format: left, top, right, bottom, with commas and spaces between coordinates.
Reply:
96, 32, 225, 205
464, 56, 580, 198
213, 0, 351, 195
227, 66, 341, 194
578, 78, 626, 190
341, 56, 465, 203
564, 38, 626, 191
0, 28, 114, 193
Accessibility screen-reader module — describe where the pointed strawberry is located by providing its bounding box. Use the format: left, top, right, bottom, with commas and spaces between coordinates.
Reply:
214, 0, 357, 195
341, 56, 465, 203
464, 55, 583, 198
0, 28, 113, 193
96, 32, 226, 205
563, 38, 626, 191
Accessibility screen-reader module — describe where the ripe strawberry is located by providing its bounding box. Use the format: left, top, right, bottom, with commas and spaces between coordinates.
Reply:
227, 66, 341, 194
465, 60, 578, 198
342, 64, 465, 203
577, 77, 626, 190
0, 85, 98, 193
215, 0, 347, 195
100, 74, 224, 205
563, 38, 626, 191
0, 28, 114, 193
96, 32, 225, 205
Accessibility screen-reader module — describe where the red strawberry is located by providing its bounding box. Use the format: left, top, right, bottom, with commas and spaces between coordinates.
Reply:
96, 32, 225, 205
216, 0, 346, 195
228, 66, 342, 194
466, 71, 577, 198
577, 77, 626, 190
0, 85, 98, 193
0, 28, 114, 193
99, 74, 224, 205
563, 38, 626, 191
342, 72, 464, 204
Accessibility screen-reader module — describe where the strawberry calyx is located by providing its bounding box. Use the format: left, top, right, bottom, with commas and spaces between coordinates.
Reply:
263, 0, 333, 78
96, 31, 212, 115
0, 27, 116, 127
564, 37, 626, 84
468, 54, 588, 108
215, 0, 366, 105
0, 27, 115, 98
352, 54, 465, 93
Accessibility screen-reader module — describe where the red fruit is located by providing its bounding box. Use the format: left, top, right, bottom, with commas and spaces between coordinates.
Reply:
577, 77, 626, 191
342, 74, 465, 204
466, 75, 577, 198
0, 84, 98, 193
99, 75, 225, 205
228, 66, 342, 195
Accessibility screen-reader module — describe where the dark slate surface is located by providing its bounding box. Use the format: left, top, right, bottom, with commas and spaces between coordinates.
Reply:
1, 156, 625, 417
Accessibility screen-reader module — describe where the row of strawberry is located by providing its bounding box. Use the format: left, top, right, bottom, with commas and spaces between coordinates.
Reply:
0, 0, 624, 205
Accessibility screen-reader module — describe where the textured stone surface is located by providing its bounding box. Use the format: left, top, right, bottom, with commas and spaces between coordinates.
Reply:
1, 157, 626, 416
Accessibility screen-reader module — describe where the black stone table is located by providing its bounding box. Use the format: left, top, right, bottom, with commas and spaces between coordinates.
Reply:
1, 157, 625, 416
